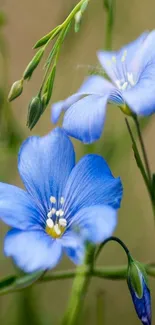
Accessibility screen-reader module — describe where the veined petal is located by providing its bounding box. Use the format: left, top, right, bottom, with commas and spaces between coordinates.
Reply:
68, 205, 117, 244
63, 154, 123, 220
97, 32, 148, 84
4, 229, 62, 273
61, 231, 85, 265
51, 76, 113, 124
63, 94, 110, 143
18, 128, 75, 213
130, 30, 155, 82
0, 183, 41, 230
123, 74, 155, 115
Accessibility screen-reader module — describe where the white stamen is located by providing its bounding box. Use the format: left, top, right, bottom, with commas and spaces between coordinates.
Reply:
59, 209, 64, 217
59, 218, 67, 228
115, 79, 122, 89
121, 81, 128, 90
47, 210, 53, 218
112, 56, 116, 63
121, 50, 127, 62
46, 218, 54, 228
56, 210, 60, 217
51, 208, 56, 214
50, 196, 56, 204
54, 224, 61, 236
127, 72, 135, 86
60, 197, 65, 205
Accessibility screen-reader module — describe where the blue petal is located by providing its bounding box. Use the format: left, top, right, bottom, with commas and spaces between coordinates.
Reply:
18, 128, 75, 213
68, 205, 117, 244
97, 32, 148, 84
4, 229, 62, 273
63, 94, 110, 143
63, 154, 123, 220
61, 231, 85, 265
0, 183, 41, 230
51, 75, 113, 124
128, 278, 151, 325
123, 77, 155, 115
123, 31, 155, 115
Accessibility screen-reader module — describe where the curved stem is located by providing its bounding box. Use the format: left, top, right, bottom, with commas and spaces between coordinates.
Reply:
95, 236, 130, 261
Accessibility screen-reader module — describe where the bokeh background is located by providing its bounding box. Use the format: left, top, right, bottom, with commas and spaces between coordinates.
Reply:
0, 0, 155, 324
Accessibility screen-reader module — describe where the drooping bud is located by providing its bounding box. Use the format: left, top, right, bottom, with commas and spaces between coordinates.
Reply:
23, 48, 44, 80
27, 96, 43, 130
127, 256, 151, 325
8, 79, 23, 102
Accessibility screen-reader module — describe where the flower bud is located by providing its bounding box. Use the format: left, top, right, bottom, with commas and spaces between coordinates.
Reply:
27, 96, 43, 130
127, 257, 151, 325
23, 48, 44, 80
74, 11, 82, 33
8, 79, 23, 102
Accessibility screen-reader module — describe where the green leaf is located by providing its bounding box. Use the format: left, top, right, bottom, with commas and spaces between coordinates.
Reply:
0, 271, 43, 296
33, 25, 62, 49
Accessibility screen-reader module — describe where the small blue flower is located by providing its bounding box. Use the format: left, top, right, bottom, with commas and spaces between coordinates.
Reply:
51, 31, 155, 143
127, 258, 151, 325
0, 128, 123, 273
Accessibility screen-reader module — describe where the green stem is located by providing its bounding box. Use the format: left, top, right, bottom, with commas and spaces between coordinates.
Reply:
133, 115, 152, 184
61, 245, 95, 325
95, 236, 130, 261
1, 263, 155, 296
104, 0, 115, 50
125, 118, 155, 216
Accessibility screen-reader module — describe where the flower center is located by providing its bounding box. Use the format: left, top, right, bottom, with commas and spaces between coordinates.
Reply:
108, 50, 135, 91
46, 196, 67, 239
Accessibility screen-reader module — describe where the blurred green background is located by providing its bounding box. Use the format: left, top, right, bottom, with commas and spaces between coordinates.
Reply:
0, 0, 155, 324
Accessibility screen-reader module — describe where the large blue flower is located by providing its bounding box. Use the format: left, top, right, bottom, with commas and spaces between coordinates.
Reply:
0, 128, 123, 273
51, 31, 155, 143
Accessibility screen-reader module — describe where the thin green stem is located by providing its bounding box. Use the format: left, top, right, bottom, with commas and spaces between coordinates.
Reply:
104, 0, 115, 50
1, 263, 155, 296
61, 0, 90, 30
125, 118, 155, 216
95, 236, 130, 262
133, 115, 152, 184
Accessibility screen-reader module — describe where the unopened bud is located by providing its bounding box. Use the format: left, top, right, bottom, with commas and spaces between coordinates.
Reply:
74, 11, 82, 33
27, 96, 43, 130
127, 256, 151, 325
23, 48, 44, 80
8, 79, 23, 102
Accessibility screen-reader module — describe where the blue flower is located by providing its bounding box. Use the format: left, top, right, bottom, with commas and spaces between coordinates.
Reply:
0, 128, 123, 273
51, 31, 155, 143
127, 258, 151, 325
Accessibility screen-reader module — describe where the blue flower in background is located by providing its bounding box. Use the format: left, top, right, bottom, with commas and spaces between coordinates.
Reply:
51, 31, 155, 143
0, 128, 122, 273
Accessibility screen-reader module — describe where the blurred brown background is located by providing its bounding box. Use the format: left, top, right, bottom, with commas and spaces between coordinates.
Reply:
0, 0, 155, 324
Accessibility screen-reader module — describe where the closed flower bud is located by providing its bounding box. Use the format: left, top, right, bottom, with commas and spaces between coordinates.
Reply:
127, 257, 151, 325
23, 48, 44, 80
8, 79, 23, 102
74, 11, 82, 33
27, 96, 43, 130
